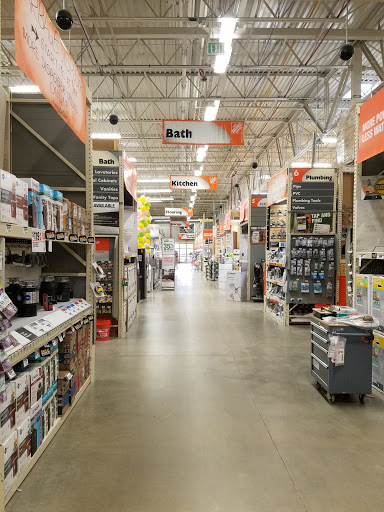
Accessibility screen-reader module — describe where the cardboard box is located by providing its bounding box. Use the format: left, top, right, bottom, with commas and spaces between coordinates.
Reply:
26, 366, 43, 406
0, 170, 17, 224
17, 418, 31, 473
50, 352, 58, 387
42, 401, 51, 439
53, 190, 64, 233
72, 203, 79, 235
40, 184, 53, 231
3, 431, 18, 496
0, 383, 16, 444
15, 178, 28, 227
58, 391, 70, 416
356, 275, 371, 316
372, 276, 384, 332
50, 392, 57, 425
29, 399, 43, 456
20, 177, 43, 229
63, 199, 73, 234
15, 374, 29, 427
60, 329, 77, 354
57, 371, 71, 396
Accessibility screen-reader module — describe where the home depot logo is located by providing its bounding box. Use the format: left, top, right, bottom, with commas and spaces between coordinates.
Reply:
209, 177, 217, 185
231, 122, 243, 134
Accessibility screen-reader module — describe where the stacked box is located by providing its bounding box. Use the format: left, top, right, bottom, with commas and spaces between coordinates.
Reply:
3, 431, 18, 496
17, 418, 31, 473
15, 374, 29, 427
29, 399, 43, 456
59, 330, 77, 372
371, 276, 384, 332
53, 190, 64, 233
356, 275, 371, 316
63, 198, 72, 234
0, 170, 17, 224
20, 178, 43, 229
15, 178, 28, 227
57, 371, 71, 416
0, 383, 16, 444
40, 184, 53, 231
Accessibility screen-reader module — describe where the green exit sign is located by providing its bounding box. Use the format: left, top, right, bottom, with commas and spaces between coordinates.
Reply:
207, 41, 225, 55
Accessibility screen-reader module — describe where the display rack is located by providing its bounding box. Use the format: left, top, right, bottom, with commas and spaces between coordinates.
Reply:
0, 89, 96, 507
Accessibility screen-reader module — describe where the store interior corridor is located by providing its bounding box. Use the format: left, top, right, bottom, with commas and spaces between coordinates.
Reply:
7, 266, 384, 512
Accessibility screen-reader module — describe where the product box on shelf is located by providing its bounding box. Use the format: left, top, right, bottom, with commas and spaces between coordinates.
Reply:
57, 371, 71, 416
72, 203, 79, 235
42, 400, 51, 440
20, 177, 43, 229
0, 382, 16, 444
372, 331, 384, 391
17, 417, 31, 473
0, 170, 17, 224
40, 184, 53, 232
372, 276, 384, 332
29, 398, 42, 456
26, 366, 43, 406
15, 373, 29, 427
50, 392, 57, 425
3, 430, 18, 496
356, 274, 371, 316
53, 190, 64, 233
15, 178, 28, 227
63, 198, 72, 234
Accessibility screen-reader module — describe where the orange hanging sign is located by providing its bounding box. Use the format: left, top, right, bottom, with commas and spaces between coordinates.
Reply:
266, 169, 288, 207
356, 87, 384, 163
240, 198, 249, 222
14, 0, 87, 144
203, 230, 213, 240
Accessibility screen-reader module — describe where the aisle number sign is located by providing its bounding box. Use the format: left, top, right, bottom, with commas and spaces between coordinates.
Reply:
170, 176, 218, 191
14, 0, 87, 143
357, 87, 384, 163
163, 120, 244, 145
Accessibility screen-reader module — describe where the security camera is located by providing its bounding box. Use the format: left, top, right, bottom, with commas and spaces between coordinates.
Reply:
188, 17, 198, 22
109, 114, 119, 126
55, 9, 73, 31
252, 161, 258, 169
339, 43, 354, 61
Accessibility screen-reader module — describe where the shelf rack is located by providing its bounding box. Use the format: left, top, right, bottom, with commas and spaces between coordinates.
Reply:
0, 89, 96, 508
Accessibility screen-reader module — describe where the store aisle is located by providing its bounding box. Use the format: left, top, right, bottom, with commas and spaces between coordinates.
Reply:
7, 266, 384, 512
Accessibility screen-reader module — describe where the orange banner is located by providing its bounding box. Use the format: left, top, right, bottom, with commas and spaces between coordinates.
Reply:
163, 120, 244, 145
123, 153, 138, 201
170, 175, 218, 190
356, 87, 384, 163
224, 211, 231, 231
15, 0, 87, 144
203, 230, 213, 240
219, 220, 225, 235
240, 198, 249, 222
266, 169, 288, 207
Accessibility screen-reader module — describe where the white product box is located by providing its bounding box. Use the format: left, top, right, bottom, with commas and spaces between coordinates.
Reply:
53, 190, 64, 232
20, 177, 43, 229
356, 274, 371, 316
17, 418, 31, 473
15, 178, 28, 227
50, 352, 58, 388
42, 400, 51, 440
225, 265, 248, 302
26, 366, 43, 406
0, 170, 17, 224
29, 398, 43, 456
50, 392, 57, 425
3, 430, 18, 496
372, 276, 384, 331
0, 383, 16, 444
40, 184, 53, 231
15, 374, 29, 427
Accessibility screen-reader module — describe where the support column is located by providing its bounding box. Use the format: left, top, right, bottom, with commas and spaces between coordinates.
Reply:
351, 45, 362, 106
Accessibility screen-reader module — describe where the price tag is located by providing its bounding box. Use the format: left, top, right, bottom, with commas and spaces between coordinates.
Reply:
87, 237, 95, 244
45, 230, 55, 240
40, 347, 50, 357
79, 235, 87, 243
22, 358, 28, 368
87, 314, 94, 322
5, 224, 11, 233
23, 226, 28, 234
69, 234, 78, 242
6, 368, 16, 380
0, 374, 5, 391
56, 232, 65, 241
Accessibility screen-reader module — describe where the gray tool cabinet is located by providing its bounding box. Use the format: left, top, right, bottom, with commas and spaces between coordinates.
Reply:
310, 315, 373, 403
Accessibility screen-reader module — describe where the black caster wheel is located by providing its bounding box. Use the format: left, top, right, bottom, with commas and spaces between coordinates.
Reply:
328, 394, 336, 404
315, 381, 321, 390
359, 394, 366, 404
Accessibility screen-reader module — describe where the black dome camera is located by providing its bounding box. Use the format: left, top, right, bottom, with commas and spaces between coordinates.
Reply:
339, 43, 354, 61
188, 17, 198, 22
109, 114, 119, 126
55, 9, 73, 31
252, 161, 258, 169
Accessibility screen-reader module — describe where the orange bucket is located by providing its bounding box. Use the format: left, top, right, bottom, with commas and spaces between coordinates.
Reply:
96, 318, 111, 341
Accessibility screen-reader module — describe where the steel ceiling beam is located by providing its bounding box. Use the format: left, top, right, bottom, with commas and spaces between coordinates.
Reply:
96, 96, 308, 102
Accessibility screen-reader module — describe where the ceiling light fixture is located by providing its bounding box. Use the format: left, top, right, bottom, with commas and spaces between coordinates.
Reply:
138, 189, 172, 193
127, 157, 137, 162
194, 169, 202, 176
313, 163, 333, 168
9, 85, 40, 93
92, 133, 121, 139
204, 99, 220, 121
291, 162, 311, 168
320, 137, 337, 144
196, 144, 208, 163
214, 17, 237, 74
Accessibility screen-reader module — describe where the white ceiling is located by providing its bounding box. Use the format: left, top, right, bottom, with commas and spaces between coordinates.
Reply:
2, 0, 384, 217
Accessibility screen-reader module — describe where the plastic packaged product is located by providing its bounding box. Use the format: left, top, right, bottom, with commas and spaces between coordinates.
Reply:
328, 262, 334, 277
304, 260, 311, 277
311, 271, 318, 280
40, 184, 53, 231
0, 287, 18, 319
290, 260, 297, 275
318, 270, 325, 280
326, 282, 333, 298
327, 248, 334, 261
53, 190, 64, 232
301, 282, 310, 293
296, 259, 303, 276
314, 282, 322, 294
0, 315, 12, 333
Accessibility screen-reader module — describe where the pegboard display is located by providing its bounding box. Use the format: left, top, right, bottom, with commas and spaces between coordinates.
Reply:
287, 234, 336, 304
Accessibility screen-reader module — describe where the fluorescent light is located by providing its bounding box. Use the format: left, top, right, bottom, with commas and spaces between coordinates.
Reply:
92, 133, 121, 139
150, 199, 163, 202
192, 188, 197, 193
292, 162, 311, 168
320, 137, 337, 144
189, 203, 193, 208
313, 163, 333, 168
343, 82, 379, 99
153, 216, 170, 219
138, 178, 169, 183
127, 157, 137, 162
190, 194, 196, 201
9, 85, 40, 93
187, 217, 190, 220
200, 165, 204, 171
196, 144, 208, 163
194, 169, 202, 176
149, 197, 174, 202
138, 189, 172, 193
214, 17, 237, 74
204, 100, 220, 121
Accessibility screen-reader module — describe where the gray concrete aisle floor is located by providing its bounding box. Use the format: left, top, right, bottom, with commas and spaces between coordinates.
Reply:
7, 264, 384, 512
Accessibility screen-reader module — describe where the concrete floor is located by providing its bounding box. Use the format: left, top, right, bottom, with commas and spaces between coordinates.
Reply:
7, 264, 384, 512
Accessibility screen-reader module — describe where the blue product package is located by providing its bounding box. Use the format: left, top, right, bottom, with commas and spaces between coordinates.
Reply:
30, 399, 43, 456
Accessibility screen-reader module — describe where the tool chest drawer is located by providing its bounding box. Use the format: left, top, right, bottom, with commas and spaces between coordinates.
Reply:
311, 355, 329, 388
311, 340, 329, 365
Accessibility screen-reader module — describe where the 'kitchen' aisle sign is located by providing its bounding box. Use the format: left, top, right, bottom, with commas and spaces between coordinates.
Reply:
170, 175, 218, 190
15, 0, 87, 143
163, 120, 244, 145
